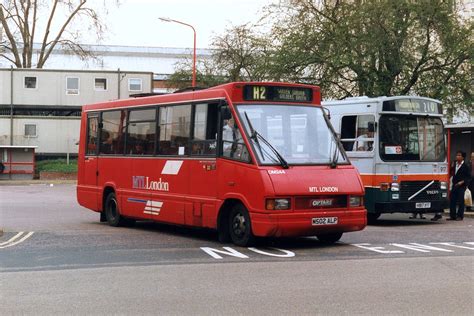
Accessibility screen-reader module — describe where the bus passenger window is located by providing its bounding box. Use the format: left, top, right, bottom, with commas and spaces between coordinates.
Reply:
158, 105, 191, 156
86, 115, 98, 155
191, 103, 218, 156
100, 110, 127, 155
126, 108, 157, 155
341, 115, 375, 152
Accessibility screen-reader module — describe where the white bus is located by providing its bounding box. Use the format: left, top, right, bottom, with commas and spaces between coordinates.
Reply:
324, 96, 448, 222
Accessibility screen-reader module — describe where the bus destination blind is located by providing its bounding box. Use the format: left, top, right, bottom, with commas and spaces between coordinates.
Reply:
243, 85, 313, 102
383, 99, 442, 114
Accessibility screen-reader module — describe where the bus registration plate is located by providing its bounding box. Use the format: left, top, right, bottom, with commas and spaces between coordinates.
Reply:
312, 217, 338, 226
415, 202, 431, 209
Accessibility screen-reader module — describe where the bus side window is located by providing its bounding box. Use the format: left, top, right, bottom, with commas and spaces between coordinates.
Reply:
220, 110, 251, 163
100, 110, 127, 155
126, 108, 157, 155
341, 116, 356, 151
86, 115, 98, 155
158, 104, 192, 156
191, 103, 218, 156
341, 115, 375, 152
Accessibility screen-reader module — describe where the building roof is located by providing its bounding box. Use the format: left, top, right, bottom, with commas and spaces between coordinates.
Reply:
445, 122, 474, 129
0, 43, 213, 74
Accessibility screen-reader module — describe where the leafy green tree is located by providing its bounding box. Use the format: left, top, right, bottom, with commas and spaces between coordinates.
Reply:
167, 23, 275, 89
266, 0, 472, 120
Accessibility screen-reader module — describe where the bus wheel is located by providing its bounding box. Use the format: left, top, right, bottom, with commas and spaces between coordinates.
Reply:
317, 232, 343, 244
367, 212, 381, 224
105, 192, 132, 227
229, 204, 255, 247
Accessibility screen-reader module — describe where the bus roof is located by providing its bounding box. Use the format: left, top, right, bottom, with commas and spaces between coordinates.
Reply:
322, 95, 441, 106
82, 82, 321, 112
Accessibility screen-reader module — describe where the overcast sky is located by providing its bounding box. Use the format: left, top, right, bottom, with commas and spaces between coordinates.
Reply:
96, 0, 276, 48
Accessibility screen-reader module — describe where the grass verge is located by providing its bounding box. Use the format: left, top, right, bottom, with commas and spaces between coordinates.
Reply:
36, 159, 78, 173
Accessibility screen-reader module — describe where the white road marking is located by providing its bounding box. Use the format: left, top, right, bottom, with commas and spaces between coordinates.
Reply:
430, 242, 474, 250
0, 232, 24, 246
0, 232, 34, 249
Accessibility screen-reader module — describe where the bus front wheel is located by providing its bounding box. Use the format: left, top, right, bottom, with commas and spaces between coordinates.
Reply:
229, 204, 255, 247
317, 232, 343, 244
104, 192, 133, 227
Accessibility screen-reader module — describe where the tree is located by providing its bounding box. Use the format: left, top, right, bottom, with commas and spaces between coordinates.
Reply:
168, 23, 275, 88
166, 56, 227, 90
266, 0, 473, 119
0, 0, 114, 68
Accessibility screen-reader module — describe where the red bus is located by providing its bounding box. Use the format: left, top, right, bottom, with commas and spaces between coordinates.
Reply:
77, 82, 367, 246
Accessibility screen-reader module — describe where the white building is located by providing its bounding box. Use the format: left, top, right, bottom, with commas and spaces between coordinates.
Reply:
0, 44, 212, 156
0, 68, 153, 156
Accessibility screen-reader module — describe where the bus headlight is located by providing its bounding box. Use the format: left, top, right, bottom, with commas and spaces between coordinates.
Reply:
391, 183, 400, 191
349, 196, 363, 207
266, 198, 291, 210
392, 193, 399, 200
440, 181, 447, 190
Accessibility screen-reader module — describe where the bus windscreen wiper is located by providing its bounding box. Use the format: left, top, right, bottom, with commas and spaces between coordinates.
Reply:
330, 141, 340, 169
243, 111, 289, 169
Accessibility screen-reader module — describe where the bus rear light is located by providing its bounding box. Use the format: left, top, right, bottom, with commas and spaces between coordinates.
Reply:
349, 196, 363, 207
266, 198, 291, 210
380, 183, 389, 191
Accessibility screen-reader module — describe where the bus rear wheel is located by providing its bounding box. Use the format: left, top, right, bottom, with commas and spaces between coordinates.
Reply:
317, 232, 343, 244
229, 204, 255, 247
105, 192, 134, 227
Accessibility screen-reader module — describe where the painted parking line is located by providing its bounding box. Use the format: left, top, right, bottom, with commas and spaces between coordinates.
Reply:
351, 242, 474, 254
0, 232, 34, 249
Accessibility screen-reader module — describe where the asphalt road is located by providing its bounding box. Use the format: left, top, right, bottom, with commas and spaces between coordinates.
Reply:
1, 184, 473, 315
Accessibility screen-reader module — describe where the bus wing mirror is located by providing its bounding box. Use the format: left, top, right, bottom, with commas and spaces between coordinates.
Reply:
322, 107, 331, 120
368, 122, 376, 133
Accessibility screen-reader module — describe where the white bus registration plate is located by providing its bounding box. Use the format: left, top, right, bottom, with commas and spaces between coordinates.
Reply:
415, 202, 431, 209
312, 217, 338, 226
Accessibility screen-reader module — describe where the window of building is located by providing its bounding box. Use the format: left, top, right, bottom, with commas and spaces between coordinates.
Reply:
24, 124, 37, 137
191, 103, 218, 156
24, 76, 37, 89
340, 115, 375, 152
128, 78, 142, 92
158, 104, 191, 155
86, 115, 99, 155
66, 77, 80, 95
100, 110, 127, 155
126, 108, 156, 155
94, 78, 107, 91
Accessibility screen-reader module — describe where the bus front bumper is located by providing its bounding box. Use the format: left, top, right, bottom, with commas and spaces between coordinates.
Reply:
250, 209, 367, 238
375, 200, 449, 214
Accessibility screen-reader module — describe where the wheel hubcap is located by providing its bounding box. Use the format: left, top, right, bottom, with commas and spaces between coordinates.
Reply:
232, 213, 246, 238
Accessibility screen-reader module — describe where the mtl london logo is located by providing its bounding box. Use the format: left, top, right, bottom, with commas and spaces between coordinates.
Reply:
132, 176, 169, 192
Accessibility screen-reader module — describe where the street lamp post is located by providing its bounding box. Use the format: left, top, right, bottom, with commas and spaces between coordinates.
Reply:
159, 17, 197, 89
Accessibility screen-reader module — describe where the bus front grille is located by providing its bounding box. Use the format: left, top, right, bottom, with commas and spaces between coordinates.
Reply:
399, 181, 442, 201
